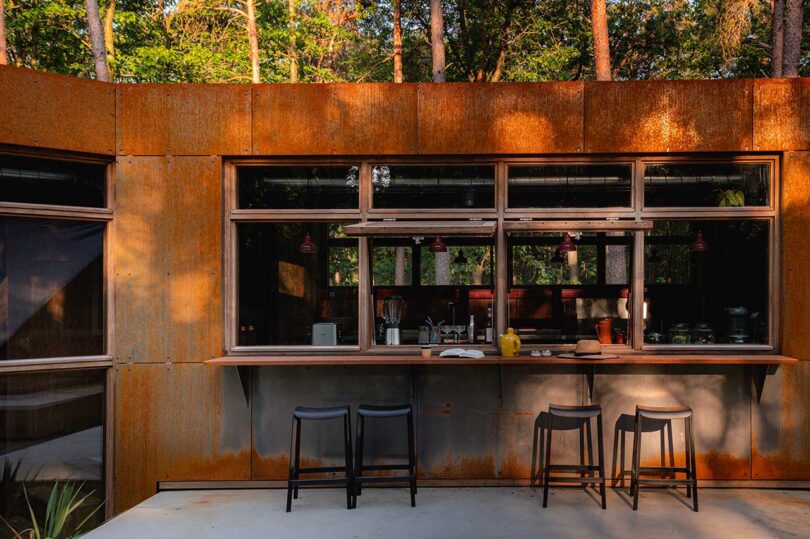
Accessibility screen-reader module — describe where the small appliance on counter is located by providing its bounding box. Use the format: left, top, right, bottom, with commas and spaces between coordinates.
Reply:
382, 296, 403, 345
726, 306, 750, 344
499, 328, 522, 357
311, 323, 337, 346
669, 323, 692, 344
692, 322, 715, 344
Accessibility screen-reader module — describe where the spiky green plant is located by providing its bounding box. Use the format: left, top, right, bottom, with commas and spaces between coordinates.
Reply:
1, 481, 104, 539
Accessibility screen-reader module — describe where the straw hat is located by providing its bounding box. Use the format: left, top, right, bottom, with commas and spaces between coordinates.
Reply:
558, 339, 618, 360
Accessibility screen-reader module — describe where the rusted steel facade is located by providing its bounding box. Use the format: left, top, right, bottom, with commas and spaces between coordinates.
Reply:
1, 66, 809, 514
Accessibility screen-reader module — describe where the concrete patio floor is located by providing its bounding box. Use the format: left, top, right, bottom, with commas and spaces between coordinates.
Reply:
86, 487, 810, 538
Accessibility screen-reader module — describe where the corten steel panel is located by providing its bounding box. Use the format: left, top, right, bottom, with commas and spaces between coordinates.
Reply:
417, 366, 582, 480
590, 366, 752, 480
417, 82, 583, 154
114, 363, 250, 512
252, 83, 418, 155
117, 84, 251, 155
113, 156, 222, 363
754, 79, 810, 151
0, 65, 115, 155
781, 152, 810, 360
251, 366, 411, 479
584, 79, 754, 153
752, 362, 810, 479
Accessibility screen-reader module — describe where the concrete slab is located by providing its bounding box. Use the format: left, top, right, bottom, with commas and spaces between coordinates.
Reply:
86, 488, 810, 539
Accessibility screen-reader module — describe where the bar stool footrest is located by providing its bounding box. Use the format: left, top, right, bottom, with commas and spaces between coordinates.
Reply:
290, 477, 352, 486
360, 464, 411, 472
636, 478, 696, 487
638, 466, 690, 474
297, 466, 349, 474
545, 476, 606, 484
356, 475, 416, 484
548, 464, 601, 473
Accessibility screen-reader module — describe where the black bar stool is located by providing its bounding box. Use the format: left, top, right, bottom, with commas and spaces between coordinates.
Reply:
286, 405, 353, 512
352, 403, 417, 508
542, 403, 606, 509
631, 405, 698, 512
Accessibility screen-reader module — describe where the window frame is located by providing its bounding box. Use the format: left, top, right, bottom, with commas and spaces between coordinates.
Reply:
224, 155, 780, 355
0, 148, 114, 369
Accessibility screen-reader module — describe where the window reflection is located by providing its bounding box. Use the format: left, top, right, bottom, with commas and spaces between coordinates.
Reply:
0, 155, 106, 208
644, 162, 770, 208
644, 220, 769, 345
508, 232, 633, 345
0, 370, 105, 534
238, 222, 358, 346
371, 165, 495, 209
0, 218, 105, 360
371, 237, 495, 345
238, 165, 360, 209
508, 164, 632, 208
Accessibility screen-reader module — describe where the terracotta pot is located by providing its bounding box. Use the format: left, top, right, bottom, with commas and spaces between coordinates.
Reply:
595, 319, 612, 345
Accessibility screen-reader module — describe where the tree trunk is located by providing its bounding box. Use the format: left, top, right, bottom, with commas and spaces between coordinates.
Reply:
0, 0, 7, 65
394, 246, 407, 285
605, 232, 627, 285
288, 0, 298, 82
590, 0, 612, 80
782, 0, 804, 77
435, 252, 450, 285
104, 0, 115, 79
85, 0, 110, 81
771, 0, 785, 77
393, 0, 403, 83
430, 0, 446, 82
246, 0, 260, 83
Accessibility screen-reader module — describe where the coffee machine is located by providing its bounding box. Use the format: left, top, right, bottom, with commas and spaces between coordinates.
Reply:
382, 296, 403, 345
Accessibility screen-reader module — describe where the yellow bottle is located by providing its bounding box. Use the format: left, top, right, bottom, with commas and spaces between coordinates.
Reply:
499, 327, 521, 357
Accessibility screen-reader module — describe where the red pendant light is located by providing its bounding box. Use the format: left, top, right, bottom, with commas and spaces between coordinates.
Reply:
558, 233, 577, 253
690, 230, 709, 253
299, 232, 317, 254
429, 235, 448, 253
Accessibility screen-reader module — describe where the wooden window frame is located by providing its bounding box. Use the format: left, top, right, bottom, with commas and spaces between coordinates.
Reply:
224, 154, 780, 356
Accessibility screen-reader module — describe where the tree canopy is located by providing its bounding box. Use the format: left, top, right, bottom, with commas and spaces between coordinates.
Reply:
1, 0, 808, 82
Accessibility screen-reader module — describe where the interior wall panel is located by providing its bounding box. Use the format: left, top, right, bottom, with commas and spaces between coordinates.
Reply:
114, 363, 250, 512
0, 65, 115, 155
754, 79, 810, 151
252, 83, 418, 155
584, 80, 754, 153
417, 82, 583, 155
117, 84, 251, 156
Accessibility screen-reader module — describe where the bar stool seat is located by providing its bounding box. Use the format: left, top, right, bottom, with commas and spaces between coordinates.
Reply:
293, 406, 350, 420
358, 404, 412, 418
286, 405, 353, 512
542, 403, 607, 509
353, 403, 417, 508
631, 405, 698, 512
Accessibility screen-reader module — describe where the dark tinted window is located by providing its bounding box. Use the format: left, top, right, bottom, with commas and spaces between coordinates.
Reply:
644, 163, 770, 208
0, 156, 106, 208
508, 164, 632, 208
0, 218, 105, 360
238, 166, 360, 209
0, 369, 106, 534
237, 222, 358, 346
372, 165, 495, 209
644, 220, 769, 345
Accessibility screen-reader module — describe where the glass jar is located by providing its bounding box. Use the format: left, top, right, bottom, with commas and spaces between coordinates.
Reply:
692, 323, 715, 344
668, 323, 692, 345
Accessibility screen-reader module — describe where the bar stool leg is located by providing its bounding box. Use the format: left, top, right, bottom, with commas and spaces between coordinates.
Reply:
344, 411, 353, 510
286, 416, 298, 513
610, 422, 620, 488
684, 419, 692, 499
687, 415, 699, 512
632, 413, 642, 511
578, 423, 586, 483
542, 415, 554, 508
666, 420, 675, 481
293, 417, 302, 500
586, 417, 595, 489
597, 413, 607, 510
407, 410, 416, 507
355, 414, 365, 498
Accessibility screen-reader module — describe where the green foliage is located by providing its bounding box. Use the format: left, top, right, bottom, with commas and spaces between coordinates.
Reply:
2, 0, 809, 81
1, 481, 104, 539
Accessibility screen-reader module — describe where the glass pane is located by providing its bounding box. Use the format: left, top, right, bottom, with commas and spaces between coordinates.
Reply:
0, 370, 105, 535
508, 164, 632, 208
509, 232, 633, 345
372, 244, 413, 286
371, 237, 495, 345
237, 165, 360, 209
644, 220, 769, 345
0, 155, 106, 208
0, 218, 105, 360
237, 222, 358, 346
644, 162, 770, 208
372, 165, 495, 209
